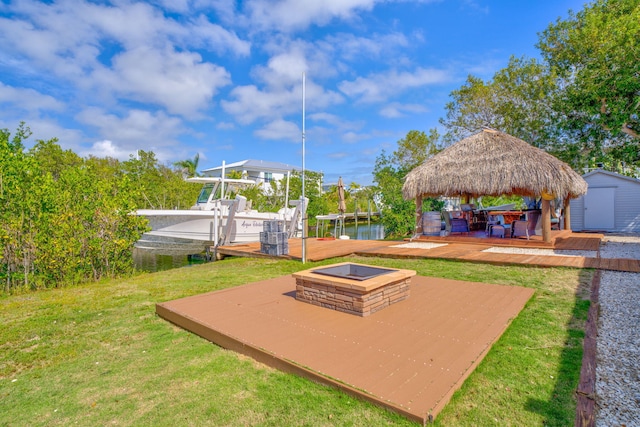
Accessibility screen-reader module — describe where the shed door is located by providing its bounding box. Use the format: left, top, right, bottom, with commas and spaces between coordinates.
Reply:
584, 187, 615, 230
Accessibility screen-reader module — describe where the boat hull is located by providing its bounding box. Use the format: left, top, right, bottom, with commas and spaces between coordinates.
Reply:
135, 209, 288, 255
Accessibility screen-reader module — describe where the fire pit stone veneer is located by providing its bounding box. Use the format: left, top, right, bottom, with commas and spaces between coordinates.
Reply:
292, 262, 416, 317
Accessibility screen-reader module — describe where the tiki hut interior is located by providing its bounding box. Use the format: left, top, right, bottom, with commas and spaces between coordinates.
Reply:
402, 129, 588, 242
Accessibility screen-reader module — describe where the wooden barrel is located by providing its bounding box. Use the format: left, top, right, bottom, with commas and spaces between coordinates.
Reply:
422, 211, 441, 236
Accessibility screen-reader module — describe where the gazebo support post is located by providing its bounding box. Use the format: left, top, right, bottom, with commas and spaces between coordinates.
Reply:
415, 195, 423, 236
541, 199, 552, 243
563, 198, 572, 231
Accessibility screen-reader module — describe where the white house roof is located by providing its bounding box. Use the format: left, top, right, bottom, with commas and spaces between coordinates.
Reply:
201, 159, 302, 174
185, 177, 256, 186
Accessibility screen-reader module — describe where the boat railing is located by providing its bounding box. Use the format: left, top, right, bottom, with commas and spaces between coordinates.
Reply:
209, 199, 237, 247
287, 197, 308, 238
220, 199, 238, 246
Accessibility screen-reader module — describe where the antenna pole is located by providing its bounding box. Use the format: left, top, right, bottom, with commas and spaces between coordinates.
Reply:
221, 160, 225, 198
301, 72, 307, 264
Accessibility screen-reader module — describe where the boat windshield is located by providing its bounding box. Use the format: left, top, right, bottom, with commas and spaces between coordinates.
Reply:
196, 183, 217, 204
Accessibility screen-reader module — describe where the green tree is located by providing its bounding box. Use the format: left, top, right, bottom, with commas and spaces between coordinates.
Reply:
352, 185, 380, 215
122, 151, 199, 209
491, 57, 558, 149
0, 123, 39, 291
372, 130, 445, 238
286, 170, 326, 222
537, 0, 640, 173
440, 75, 502, 143
538, 0, 640, 139
372, 151, 415, 238
440, 57, 558, 149
1, 125, 148, 292
392, 129, 442, 170
29, 138, 82, 179
173, 153, 201, 178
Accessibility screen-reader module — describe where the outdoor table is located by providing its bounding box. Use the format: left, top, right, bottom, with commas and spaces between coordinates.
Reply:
315, 214, 343, 238
488, 211, 523, 226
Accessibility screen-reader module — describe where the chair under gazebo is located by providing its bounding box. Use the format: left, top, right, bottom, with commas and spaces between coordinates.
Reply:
402, 129, 588, 243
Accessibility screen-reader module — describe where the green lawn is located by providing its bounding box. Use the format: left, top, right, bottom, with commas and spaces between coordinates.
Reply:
0, 256, 591, 426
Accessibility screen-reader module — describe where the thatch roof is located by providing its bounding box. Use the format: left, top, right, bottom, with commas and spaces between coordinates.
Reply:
402, 129, 588, 201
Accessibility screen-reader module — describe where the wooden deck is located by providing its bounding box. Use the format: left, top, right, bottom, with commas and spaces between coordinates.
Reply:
217, 232, 640, 272
157, 273, 535, 423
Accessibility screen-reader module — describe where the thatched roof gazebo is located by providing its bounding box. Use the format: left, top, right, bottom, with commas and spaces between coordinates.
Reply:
402, 129, 588, 242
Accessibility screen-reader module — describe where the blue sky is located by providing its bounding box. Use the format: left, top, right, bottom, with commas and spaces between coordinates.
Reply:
0, 0, 587, 186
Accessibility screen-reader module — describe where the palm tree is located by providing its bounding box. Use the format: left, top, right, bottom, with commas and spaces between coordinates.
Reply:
173, 153, 200, 179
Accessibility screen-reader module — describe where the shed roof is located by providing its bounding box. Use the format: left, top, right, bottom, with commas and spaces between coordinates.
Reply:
582, 169, 640, 185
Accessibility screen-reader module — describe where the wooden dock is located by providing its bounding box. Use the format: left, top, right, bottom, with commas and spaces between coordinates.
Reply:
217, 232, 640, 273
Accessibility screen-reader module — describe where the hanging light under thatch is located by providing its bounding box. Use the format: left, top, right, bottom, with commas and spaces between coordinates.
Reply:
402, 129, 587, 201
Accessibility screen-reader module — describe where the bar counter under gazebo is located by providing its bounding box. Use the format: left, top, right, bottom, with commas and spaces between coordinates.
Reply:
402, 129, 588, 243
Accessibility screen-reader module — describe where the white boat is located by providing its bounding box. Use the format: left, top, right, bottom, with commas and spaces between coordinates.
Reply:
135, 177, 307, 256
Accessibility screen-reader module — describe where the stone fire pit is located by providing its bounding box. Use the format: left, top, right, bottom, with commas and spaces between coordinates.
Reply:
292, 262, 416, 317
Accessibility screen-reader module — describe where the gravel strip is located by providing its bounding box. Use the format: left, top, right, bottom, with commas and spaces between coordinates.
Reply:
603, 234, 640, 244
482, 247, 595, 257
596, 270, 640, 426
595, 235, 640, 426
600, 241, 640, 260
483, 240, 640, 260
392, 242, 448, 249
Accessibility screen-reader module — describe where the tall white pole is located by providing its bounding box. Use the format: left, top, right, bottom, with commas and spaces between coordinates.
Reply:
301, 72, 307, 264
285, 170, 290, 209
221, 160, 226, 198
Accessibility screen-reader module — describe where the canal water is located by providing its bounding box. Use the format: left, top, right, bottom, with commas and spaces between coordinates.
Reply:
341, 222, 385, 240
133, 248, 207, 273
133, 222, 385, 272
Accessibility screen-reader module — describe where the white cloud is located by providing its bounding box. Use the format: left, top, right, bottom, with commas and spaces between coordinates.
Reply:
379, 102, 428, 118
76, 107, 184, 152
255, 37, 341, 82
462, 0, 490, 15
188, 15, 251, 56
216, 121, 235, 130
0, 83, 64, 112
339, 67, 450, 103
82, 139, 134, 160
323, 32, 410, 62
308, 113, 365, 138
0, 13, 99, 80
154, 0, 191, 13
0, 1, 242, 117
222, 78, 343, 125
245, 0, 377, 32
91, 46, 230, 117
309, 112, 349, 127
0, 0, 547, 192
221, 85, 296, 125
0, 117, 85, 152
342, 131, 370, 144
254, 119, 300, 141
254, 50, 309, 87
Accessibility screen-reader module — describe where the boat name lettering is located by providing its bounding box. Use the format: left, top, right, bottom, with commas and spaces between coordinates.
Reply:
240, 220, 263, 229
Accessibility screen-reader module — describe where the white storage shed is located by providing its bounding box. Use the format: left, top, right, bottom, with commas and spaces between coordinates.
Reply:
570, 170, 640, 233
